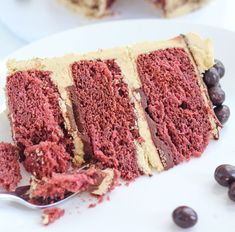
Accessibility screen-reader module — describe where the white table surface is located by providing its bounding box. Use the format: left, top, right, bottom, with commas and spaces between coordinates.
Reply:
0, 0, 235, 59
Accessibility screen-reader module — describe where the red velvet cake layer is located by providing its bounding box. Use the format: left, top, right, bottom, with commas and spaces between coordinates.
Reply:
7, 70, 73, 155
69, 59, 141, 180
0, 143, 21, 191
31, 167, 106, 200
137, 48, 212, 168
24, 142, 71, 179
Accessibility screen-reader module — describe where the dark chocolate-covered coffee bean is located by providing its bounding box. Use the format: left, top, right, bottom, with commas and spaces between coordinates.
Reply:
203, 67, 220, 87
214, 105, 230, 124
214, 59, 225, 78
214, 164, 235, 187
172, 206, 198, 228
208, 86, 225, 106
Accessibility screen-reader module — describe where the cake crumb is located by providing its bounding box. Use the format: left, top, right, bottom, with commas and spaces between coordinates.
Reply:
125, 181, 131, 187
88, 195, 109, 208
88, 203, 97, 208
41, 208, 65, 226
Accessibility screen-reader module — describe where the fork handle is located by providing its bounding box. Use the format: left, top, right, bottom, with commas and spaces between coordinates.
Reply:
0, 192, 19, 201
0, 192, 31, 207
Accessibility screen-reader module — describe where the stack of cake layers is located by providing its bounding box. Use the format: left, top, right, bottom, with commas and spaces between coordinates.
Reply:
6, 33, 221, 188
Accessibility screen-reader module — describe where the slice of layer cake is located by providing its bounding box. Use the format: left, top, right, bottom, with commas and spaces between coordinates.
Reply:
128, 33, 221, 169
152, 0, 210, 17
6, 33, 221, 183
59, 0, 115, 17
0, 143, 21, 191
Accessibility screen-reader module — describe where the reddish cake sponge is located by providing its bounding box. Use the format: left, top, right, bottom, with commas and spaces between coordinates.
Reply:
0, 143, 21, 191
137, 48, 212, 167
6, 70, 73, 154
31, 167, 106, 200
24, 142, 71, 179
69, 59, 141, 180
7, 71, 63, 148
42, 208, 65, 226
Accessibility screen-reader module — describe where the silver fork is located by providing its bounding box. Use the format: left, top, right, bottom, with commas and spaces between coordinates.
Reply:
0, 185, 77, 209
0, 165, 90, 209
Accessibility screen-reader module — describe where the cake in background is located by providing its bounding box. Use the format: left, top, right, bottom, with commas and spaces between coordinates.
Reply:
59, 0, 115, 17
152, 0, 210, 17
59, 0, 210, 18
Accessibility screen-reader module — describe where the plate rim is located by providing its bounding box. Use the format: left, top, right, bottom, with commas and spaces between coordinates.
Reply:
1, 18, 235, 64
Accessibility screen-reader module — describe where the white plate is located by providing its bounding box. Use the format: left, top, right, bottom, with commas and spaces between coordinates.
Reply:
0, 19, 235, 232
0, 0, 235, 42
